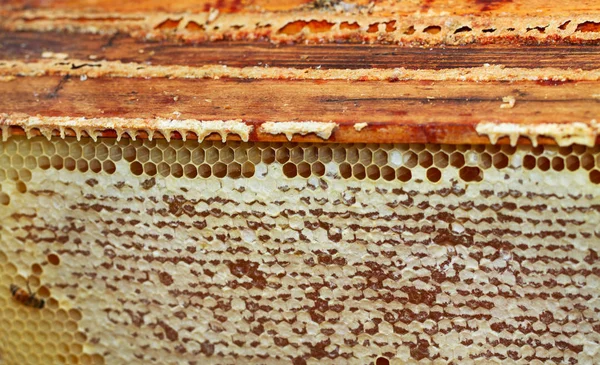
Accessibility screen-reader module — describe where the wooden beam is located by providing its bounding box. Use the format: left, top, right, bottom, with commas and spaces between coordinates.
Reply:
2, 75, 599, 144
3, 32, 600, 71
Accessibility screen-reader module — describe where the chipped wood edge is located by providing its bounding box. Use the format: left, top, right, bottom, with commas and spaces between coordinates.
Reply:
2, 10, 600, 46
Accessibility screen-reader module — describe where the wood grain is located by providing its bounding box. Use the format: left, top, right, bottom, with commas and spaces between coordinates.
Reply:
2, 75, 599, 144
1, 0, 600, 145
3, 32, 600, 71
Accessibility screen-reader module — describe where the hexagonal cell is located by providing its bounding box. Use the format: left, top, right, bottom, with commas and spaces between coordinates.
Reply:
157, 162, 170, 177
228, 162, 242, 178
312, 162, 325, 177
352, 163, 366, 180
581, 153, 595, 170
304, 146, 318, 163
537, 156, 550, 171
150, 148, 163, 163
492, 153, 509, 169
67, 143, 82, 159
188, 148, 204, 165
333, 147, 346, 163
7, 168, 19, 181
103, 160, 116, 174
459, 166, 483, 182
19, 168, 32, 183
552, 157, 565, 171
178, 148, 192, 164
319, 147, 333, 163
296, 162, 310, 178
0, 156, 9, 171
276, 148, 290, 164
403, 151, 418, 168
426, 167, 442, 182
11, 154, 24, 169
64, 157, 77, 171
130, 161, 143, 176
261, 148, 275, 164
213, 162, 227, 178
109, 146, 122, 161
198, 164, 211, 178
366, 165, 380, 180
123, 145, 136, 162
163, 147, 177, 164
77, 159, 88, 173
346, 147, 359, 164
282, 162, 296, 178
43, 140, 56, 155
24, 156, 37, 170
566, 155, 580, 171
206, 147, 220, 164
242, 162, 255, 178
184, 164, 198, 178
290, 147, 304, 164
220, 147, 235, 164
359, 149, 372, 165
17, 140, 31, 155
90, 159, 102, 173
434, 152, 448, 168
523, 155, 536, 170
418, 151, 433, 168
234, 148, 248, 163
30, 141, 44, 157
373, 150, 388, 167
96, 144, 109, 161
0, 192, 10, 205
82, 144, 95, 160
380, 166, 394, 181
50, 155, 64, 170
395, 166, 411, 182
590, 169, 600, 184
171, 163, 184, 178
479, 152, 492, 169
339, 162, 352, 178
247, 147, 261, 164
136, 147, 150, 163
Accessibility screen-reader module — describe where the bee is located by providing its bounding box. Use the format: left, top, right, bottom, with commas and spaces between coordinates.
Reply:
10, 282, 45, 309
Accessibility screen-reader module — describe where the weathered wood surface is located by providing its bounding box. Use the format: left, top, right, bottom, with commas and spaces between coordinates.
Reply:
1, 75, 599, 145
1, 0, 600, 145
4, 32, 600, 70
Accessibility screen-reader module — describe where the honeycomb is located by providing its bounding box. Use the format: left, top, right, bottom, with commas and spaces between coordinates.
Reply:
0, 136, 600, 364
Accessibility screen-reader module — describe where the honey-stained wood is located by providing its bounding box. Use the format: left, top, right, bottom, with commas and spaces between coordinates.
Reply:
1, 0, 600, 145
1, 75, 599, 145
